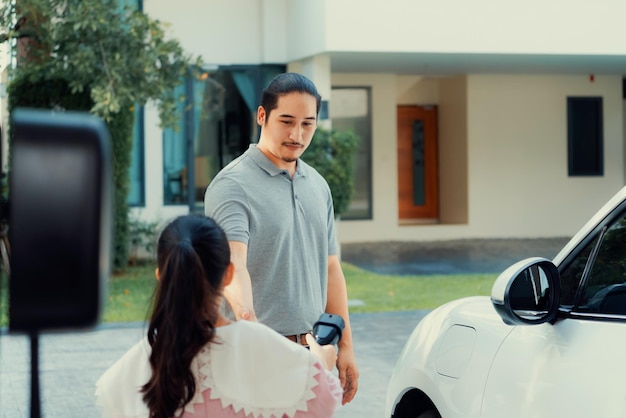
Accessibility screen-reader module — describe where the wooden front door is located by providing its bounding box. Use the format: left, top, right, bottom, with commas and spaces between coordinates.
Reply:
397, 105, 438, 220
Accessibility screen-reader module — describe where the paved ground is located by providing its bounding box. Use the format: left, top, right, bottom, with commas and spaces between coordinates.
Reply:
0, 311, 430, 418
0, 238, 569, 417
341, 237, 570, 275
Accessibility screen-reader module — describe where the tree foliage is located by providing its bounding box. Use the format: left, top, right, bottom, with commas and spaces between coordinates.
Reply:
1, 0, 200, 269
0, 0, 200, 126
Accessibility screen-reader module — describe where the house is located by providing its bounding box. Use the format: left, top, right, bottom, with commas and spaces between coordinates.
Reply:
7, 0, 626, 244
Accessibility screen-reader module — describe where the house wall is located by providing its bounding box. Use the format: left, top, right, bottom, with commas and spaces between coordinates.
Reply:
335, 73, 624, 243
331, 73, 399, 241
438, 76, 469, 225
467, 74, 624, 237
136, 1, 626, 242
144, 0, 626, 65
143, 0, 289, 65
318, 0, 626, 55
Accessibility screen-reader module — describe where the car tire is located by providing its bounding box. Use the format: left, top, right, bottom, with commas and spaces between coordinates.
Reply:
417, 411, 441, 418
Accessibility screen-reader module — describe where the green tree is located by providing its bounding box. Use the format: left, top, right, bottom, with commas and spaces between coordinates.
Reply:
1, 0, 200, 269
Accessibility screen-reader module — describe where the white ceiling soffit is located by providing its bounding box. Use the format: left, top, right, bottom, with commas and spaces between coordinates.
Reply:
328, 51, 626, 76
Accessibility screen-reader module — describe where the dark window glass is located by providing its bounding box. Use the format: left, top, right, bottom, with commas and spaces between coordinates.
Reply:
559, 237, 596, 306
162, 65, 285, 209
127, 106, 144, 206
567, 97, 603, 176
575, 212, 626, 315
118, 0, 145, 206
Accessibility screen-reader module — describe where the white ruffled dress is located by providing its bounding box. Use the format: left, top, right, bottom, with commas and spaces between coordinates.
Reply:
95, 320, 343, 417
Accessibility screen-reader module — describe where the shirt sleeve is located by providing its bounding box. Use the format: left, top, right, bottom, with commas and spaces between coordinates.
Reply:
324, 181, 339, 257
204, 176, 250, 244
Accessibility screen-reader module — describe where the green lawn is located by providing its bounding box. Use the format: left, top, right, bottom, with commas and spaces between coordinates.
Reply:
0, 263, 497, 327
342, 262, 496, 312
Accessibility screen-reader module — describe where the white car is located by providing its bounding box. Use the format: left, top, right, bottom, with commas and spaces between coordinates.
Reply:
385, 186, 626, 418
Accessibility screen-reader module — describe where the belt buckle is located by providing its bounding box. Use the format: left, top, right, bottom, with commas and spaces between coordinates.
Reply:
289, 333, 308, 346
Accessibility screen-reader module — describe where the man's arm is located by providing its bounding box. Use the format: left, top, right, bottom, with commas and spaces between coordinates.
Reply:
224, 241, 257, 321
326, 254, 359, 404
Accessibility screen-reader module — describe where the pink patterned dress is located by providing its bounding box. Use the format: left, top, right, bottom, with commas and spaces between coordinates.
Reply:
95, 321, 343, 417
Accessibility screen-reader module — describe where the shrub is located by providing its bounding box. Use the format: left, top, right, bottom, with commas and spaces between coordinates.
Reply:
302, 127, 361, 218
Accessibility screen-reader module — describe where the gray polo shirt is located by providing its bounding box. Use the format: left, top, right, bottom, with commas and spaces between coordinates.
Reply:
204, 144, 338, 335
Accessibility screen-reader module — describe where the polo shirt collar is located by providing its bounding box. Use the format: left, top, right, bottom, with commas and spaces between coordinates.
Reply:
246, 144, 306, 177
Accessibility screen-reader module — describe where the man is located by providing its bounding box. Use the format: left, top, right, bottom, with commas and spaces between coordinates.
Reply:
204, 72, 358, 404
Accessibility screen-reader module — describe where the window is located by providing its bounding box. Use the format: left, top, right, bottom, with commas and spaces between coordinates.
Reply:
559, 236, 596, 306
121, 0, 145, 207
162, 65, 285, 210
127, 106, 145, 206
330, 87, 372, 220
567, 97, 603, 176
573, 210, 626, 315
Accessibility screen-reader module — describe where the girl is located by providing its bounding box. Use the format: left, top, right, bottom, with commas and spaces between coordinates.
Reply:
95, 215, 342, 417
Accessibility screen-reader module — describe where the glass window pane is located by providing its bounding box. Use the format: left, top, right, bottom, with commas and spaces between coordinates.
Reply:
576, 212, 626, 314
567, 97, 603, 176
190, 66, 284, 212
164, 65, 285, 210
330, 87, 372, 220
127, 106, 144, 206
162, 82, 187, 205
559, 237, 596, 306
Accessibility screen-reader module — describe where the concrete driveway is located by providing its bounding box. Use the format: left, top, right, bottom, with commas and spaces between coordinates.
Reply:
0, 310, 429, 417
0, 238, 568, 417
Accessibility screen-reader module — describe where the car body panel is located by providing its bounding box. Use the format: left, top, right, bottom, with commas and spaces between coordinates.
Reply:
386, 185, 626, 418
482, 318, 626, 417
387, 297, 514, 417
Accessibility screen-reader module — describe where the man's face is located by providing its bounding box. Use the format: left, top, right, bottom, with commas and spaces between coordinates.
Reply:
257, 92, 317, 168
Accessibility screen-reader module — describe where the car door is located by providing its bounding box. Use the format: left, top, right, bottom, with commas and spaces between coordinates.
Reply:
480, 207, 626, 418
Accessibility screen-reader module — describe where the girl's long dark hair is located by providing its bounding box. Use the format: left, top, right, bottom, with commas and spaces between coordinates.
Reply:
141, 215, 230, 417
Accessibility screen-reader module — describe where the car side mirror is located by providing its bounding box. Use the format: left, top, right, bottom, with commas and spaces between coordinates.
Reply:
491, 257, 560, 326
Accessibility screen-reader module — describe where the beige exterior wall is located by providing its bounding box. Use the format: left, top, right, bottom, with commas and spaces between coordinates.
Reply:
145, 0, 626, 65
134, 1, 626, 243
335, 73, 623, 243
331, 73, 399, 241
467, 74, 624, 237
320, 0, 626, 55
143, 0, 289, 65
438, 76, 468, 225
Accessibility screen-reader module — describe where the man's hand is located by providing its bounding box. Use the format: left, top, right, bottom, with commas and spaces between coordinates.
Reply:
337, 345, 359, 404
223, 290, 258, 321
306, 334, 337, 371
238, 308, 258, 321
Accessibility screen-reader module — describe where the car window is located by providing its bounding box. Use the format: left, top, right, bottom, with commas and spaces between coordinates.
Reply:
575, 212, 626, 315
559, 236, 597, 306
